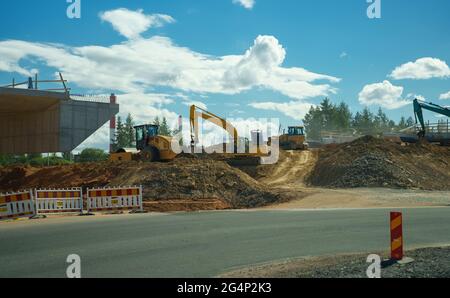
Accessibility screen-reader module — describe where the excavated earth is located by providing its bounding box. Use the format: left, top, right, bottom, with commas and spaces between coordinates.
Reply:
1, 136, 449, 212
307, 136, 450, 190
0, 157, 284, 212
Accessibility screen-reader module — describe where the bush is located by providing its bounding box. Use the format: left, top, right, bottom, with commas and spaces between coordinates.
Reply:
77, 148, 109, 163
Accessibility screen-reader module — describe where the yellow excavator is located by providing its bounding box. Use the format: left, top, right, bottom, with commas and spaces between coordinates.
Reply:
279, 126, 309, 150
189, 105, 268, 156
110, 105, 269, 163
110, 124, 177, 162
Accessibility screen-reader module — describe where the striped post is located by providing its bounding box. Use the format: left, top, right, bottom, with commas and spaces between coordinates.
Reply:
109, 93, 117, 153
390, 212, 403, 261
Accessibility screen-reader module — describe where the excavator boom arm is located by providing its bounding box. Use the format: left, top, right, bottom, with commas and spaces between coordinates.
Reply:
189, 105, 239, 150
414, 98, 450, 135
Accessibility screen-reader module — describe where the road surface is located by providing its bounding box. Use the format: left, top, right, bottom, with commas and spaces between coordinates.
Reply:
1, 207, 450, 277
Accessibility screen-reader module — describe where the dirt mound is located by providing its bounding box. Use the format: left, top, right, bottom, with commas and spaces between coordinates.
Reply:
307, 136, 450, 190
0, 157, 283, 210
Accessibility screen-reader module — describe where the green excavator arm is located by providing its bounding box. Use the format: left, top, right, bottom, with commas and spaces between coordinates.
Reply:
413, 98, 450, 137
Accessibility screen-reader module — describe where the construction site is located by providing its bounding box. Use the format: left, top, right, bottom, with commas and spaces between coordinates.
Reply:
1, 77, 449, 213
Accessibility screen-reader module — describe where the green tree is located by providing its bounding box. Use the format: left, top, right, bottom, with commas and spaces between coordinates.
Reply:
124, 113, 135, 147
78, 148, 109, 163
352, 107, 375, 135
303, 106, 323, 139
115, 116, 128, 149
397, 116, 407, 129
303, 99, 353, 139
406, 116, 415, 127
113, 114, 135, 149
159, 117, 172, 136
153, 116, 160, 127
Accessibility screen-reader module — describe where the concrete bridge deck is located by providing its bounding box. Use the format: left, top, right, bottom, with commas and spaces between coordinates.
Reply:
0, 87, 119, 154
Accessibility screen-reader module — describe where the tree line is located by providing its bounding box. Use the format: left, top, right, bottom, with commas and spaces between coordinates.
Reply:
112, 113, 174, 150
303, 98, 415, 139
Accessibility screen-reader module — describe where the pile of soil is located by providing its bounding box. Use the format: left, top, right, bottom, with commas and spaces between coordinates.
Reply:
307, 136, 450, 190
0, 157, 283, 210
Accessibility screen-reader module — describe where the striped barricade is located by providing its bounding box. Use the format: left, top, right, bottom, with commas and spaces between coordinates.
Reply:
0, 190, 35, 221
35, 188, 83, 215
390, 212, 403, 260
87, 186, 143, 213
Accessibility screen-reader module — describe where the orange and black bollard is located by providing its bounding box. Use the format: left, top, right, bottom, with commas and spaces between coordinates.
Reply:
390, 212, 403, 261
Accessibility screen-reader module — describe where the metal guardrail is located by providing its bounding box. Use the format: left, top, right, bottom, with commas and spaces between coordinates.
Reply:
1, 73, 113, 104
70, 94, 111, 103
425, 123, 449, 134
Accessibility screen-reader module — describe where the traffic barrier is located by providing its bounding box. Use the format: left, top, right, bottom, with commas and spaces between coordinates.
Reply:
35, 188, 83, 215
87, 186, 143, 213
0, 190, 35, 221
390, 212, 403, 260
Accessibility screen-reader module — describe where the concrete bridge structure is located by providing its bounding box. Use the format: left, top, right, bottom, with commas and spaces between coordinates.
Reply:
0, 87, 119, 154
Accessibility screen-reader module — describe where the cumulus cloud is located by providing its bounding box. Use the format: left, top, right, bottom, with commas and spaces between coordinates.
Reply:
0, 10, 340, 151
249, 101, 315, 121
439, 91, 450, 100
358, 80, 410, 110
233, 0, 255, 9
0, 35, 339, 99
389, 57, 450, 80
100, 8, 175, 39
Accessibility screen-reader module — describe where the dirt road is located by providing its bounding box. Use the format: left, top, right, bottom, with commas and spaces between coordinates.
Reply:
260, 149, 318, 187
258, 149, 450, 209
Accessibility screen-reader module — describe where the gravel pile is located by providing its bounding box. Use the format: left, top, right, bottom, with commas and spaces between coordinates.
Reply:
220, 246, 450, 278
307, 136, 450, 190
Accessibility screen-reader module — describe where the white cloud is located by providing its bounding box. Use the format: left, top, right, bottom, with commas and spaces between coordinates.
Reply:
339, 52, 348, 59
0, 35, 339, 99
0, 12, 340, 152
75, 92, 180, 152
100, 8, 175, 39
358, 80, 410, 110
233, 0, 255, 9
249, 101, 315, 121
182, 100, 207, 110
389, 57, 450, 80
439, 91, 450, 100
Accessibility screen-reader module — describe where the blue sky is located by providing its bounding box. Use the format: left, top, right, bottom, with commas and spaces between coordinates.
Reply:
1, 0, 449, 150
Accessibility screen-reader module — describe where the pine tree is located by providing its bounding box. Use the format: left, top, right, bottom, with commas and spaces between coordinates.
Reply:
124, 113, 135, 147
115, 116, 127, 149
160, 117, 172, 136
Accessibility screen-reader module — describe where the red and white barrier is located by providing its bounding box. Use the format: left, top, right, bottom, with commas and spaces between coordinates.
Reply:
390, 211, 403, 260
0, 190, 35, 221
87, 186, 143, 213
35, 188, 83, 215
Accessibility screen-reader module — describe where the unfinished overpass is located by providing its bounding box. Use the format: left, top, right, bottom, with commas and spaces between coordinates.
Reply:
0, 87, 119, 154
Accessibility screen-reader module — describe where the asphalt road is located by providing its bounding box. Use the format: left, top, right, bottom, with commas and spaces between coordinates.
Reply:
1, 207, 450, 277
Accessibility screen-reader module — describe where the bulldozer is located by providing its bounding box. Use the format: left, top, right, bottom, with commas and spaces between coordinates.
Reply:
279, 126, 309, 150
110, 124, 178, 162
